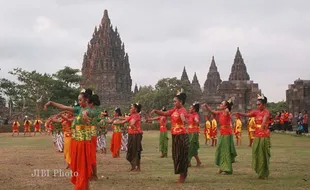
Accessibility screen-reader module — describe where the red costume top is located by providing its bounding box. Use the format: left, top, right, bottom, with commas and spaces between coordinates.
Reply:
126, 113, 142, 134
249, 109, 271, 137
217, 111, 232, 135
156, 116, 167, 132
187, 112, 200, 133
166, 107, 188, 135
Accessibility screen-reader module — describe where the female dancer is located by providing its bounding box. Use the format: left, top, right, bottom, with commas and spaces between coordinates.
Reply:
50, 111, 73, 167
187, 102, 202, 167
237, 94, 271, 179
234, 114, 242, 145
97, 111, 108, 154
113, 103, 143, 172
12, 119, 20, 136
121, 114, 128, 152
44, 88, 93, 190
203, 99, 237, 174
33, 117, 42, 136
23, 117, 32, 136
151, 89, 189, 183
147, 107, 169, 158
248, 116, 256, 147
109, 107, 123, 158
210, 114, 218, 146
88, 94, 101, 180
204, 116, 211, 145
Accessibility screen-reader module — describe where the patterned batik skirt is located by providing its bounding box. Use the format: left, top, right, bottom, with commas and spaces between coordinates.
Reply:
126, 133, 143, 167
172, 134, 189, 174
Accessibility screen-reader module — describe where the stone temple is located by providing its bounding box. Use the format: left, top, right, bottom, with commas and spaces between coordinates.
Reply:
286, 79, 310, 117
81, 10, 132, 106
181, 47, 261, 113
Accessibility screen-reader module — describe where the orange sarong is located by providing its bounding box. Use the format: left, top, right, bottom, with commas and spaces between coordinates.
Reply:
110, 132, 122, 157
70, 141, 92, 190
91, 136, 97, 166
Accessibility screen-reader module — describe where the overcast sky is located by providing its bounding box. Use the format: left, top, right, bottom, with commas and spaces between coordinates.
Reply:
0, 0, 309, 102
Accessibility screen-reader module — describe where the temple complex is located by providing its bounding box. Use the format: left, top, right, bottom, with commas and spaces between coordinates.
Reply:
181, 47, 261, 113
81, 10, 132, 106
286, 79, 310, 117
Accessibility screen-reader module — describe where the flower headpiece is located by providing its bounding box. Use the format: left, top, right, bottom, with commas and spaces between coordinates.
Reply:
135, 102, 140, 106
80, 89, 86, 93
257, 94, 265, 100
176, 88, 184, 95
193, 101, 200, 106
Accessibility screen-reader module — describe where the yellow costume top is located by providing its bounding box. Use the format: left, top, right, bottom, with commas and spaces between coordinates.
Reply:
234, 119, 242, 135
248, 117, 256, 132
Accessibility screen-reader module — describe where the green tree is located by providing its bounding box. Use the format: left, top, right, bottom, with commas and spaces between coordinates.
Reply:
0, 67, 82, 119
267, 101, 288, 116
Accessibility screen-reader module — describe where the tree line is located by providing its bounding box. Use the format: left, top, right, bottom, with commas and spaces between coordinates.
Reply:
0, 67, 287, 120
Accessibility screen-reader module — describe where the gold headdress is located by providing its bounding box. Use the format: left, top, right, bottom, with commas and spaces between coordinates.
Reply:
176, 88, 184, 95
227, 98, 232, 104
257, 94, 265, 100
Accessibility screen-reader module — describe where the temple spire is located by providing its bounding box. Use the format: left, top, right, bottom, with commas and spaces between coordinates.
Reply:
203, 56, 222, 95
191, 72, 202, 99
229, 47, 250, 81
181, 67, 190, 85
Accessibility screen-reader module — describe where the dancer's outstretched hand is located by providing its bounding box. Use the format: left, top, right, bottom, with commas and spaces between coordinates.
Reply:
43, 101, 51, 111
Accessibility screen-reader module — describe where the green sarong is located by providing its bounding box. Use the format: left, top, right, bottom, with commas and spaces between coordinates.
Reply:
215, 135, 237, 174
159, 132, 168, 157
188, 132, 200, 161
252, 137, 271, 178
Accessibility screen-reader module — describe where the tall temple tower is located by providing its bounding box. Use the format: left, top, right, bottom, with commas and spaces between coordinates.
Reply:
191, 72, 202, 102
203, 56, 222, 95
81, 10, 132, 106
229, 47, 250, 81
218, 47, 261, 112
180, 66, 191, 86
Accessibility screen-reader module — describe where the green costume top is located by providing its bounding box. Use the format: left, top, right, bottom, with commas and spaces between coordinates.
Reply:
71, 107, 92, 141
97, 117, 108, 136
88, 106, 101, 137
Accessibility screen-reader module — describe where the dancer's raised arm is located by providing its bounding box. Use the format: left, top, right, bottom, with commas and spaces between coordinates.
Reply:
44, 101, 75, 112
202, 103, 218, 115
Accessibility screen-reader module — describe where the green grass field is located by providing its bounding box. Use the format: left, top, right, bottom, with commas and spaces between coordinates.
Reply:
0, 131, 309, 190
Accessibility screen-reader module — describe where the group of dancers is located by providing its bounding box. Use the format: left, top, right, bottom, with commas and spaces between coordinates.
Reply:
18, 87, 270, 190
11, 116, 45, 136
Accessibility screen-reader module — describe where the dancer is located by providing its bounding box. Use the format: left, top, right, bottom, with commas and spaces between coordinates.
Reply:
33, 117, 42, 136
55, 121, 64, 153
237, 94, 271, 179
45, 88, 93, 190
210, 114, 218, 146
147, 107, 169, 158
12, 119, 20, 136
204, 116, 211, 145
50, 111, 74, 168
203, 99, 237, 174
121, 113, 129, 152
234, 114, 242, 145
88, 94, 101, 181
113, 103, 143, 172
187, 102, 202, 167
248, 117, 256, 147
151, 89, 189, 183
109, 107, 123, 158
97, 111, 108, 154
23, 116, 32, 136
